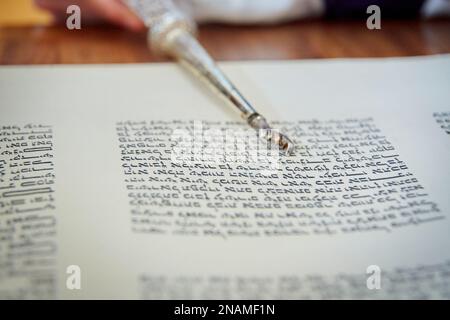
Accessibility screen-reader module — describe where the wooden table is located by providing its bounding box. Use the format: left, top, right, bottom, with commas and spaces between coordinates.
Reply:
0, 20, 449, 65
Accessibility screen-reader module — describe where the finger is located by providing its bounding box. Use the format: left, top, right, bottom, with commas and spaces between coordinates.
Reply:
34, 0, 89, 12
34, 0, 101, 22
93, 0, 145, 31
35, 0, 145, 30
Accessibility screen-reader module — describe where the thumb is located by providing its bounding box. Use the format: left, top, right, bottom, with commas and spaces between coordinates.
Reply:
94, 0, 145, 31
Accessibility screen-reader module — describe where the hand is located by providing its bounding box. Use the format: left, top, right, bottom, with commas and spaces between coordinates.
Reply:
34, 0, 145, 31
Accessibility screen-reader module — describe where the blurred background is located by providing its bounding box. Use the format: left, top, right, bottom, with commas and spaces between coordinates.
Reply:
0, 0, 51, 26
0, 0, 449, 65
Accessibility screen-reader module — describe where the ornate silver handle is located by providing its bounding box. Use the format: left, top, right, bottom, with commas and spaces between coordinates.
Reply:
157, 27, 260, 121
126, 0, 294, 153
